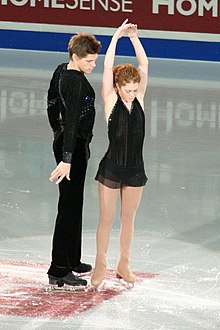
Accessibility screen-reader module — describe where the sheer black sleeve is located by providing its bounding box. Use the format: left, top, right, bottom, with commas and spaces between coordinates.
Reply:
59, 73, 83, 163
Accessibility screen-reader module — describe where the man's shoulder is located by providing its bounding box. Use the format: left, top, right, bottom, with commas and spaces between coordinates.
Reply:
62, 70, 85, 87
54, 63, 67, 75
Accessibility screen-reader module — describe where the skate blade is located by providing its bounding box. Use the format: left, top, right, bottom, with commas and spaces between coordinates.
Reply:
116, 278, 134, 289
89, 282, 106, 292
46, 285, 88, 293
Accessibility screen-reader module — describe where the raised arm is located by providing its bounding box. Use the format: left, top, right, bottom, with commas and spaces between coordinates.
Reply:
102, 19, 132, 103
127, 25, 149, 99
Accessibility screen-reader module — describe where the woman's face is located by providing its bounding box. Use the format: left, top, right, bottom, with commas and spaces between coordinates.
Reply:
117, 82, 139, 103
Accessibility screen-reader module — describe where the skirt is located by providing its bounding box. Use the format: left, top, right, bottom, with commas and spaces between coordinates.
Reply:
95, 157, 148, 189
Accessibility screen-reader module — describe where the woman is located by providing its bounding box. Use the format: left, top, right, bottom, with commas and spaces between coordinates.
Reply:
91, 20, 148, 287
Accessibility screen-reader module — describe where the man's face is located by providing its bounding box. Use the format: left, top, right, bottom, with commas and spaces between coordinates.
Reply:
76, 53, 98, 74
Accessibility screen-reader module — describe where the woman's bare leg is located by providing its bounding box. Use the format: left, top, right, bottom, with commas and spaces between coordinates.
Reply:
91, 183, 119, 287
116, 186, 143, 283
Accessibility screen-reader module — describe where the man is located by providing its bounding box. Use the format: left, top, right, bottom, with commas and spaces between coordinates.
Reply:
47, 33, 102, 287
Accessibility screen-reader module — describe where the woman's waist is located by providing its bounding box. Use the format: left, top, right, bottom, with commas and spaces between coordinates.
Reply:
103, 155, 144, 169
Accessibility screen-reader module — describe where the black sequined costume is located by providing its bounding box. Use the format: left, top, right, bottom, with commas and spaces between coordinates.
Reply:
95, 94, 147, 189
47, 63, 95, 277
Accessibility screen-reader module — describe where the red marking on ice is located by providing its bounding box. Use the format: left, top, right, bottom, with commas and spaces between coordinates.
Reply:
0, 260, 157, 319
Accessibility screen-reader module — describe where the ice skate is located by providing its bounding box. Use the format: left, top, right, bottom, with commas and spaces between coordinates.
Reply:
91, 256, 107, 288
73, 262, 92, 275
47, 272, 87, 292
116, 263, 135, 287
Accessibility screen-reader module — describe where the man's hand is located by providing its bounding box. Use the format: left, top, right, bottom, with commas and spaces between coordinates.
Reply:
49, 161, 71, 184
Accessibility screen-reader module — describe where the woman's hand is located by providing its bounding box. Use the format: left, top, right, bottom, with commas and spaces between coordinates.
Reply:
127, 24, 138, 39
49, 161, 71, 184
114, 19, 133, 39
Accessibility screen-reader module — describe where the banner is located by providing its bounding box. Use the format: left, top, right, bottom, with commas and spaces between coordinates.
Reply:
0, 0, 219, 34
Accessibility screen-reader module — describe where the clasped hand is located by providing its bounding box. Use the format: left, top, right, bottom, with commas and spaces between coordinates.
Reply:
116, 19, 138, 39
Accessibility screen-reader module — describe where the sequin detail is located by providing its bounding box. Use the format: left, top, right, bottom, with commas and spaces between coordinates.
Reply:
80, 95, 95, 120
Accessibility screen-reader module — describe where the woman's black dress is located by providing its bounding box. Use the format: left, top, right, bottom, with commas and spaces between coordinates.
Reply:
95, 94, 148, 189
